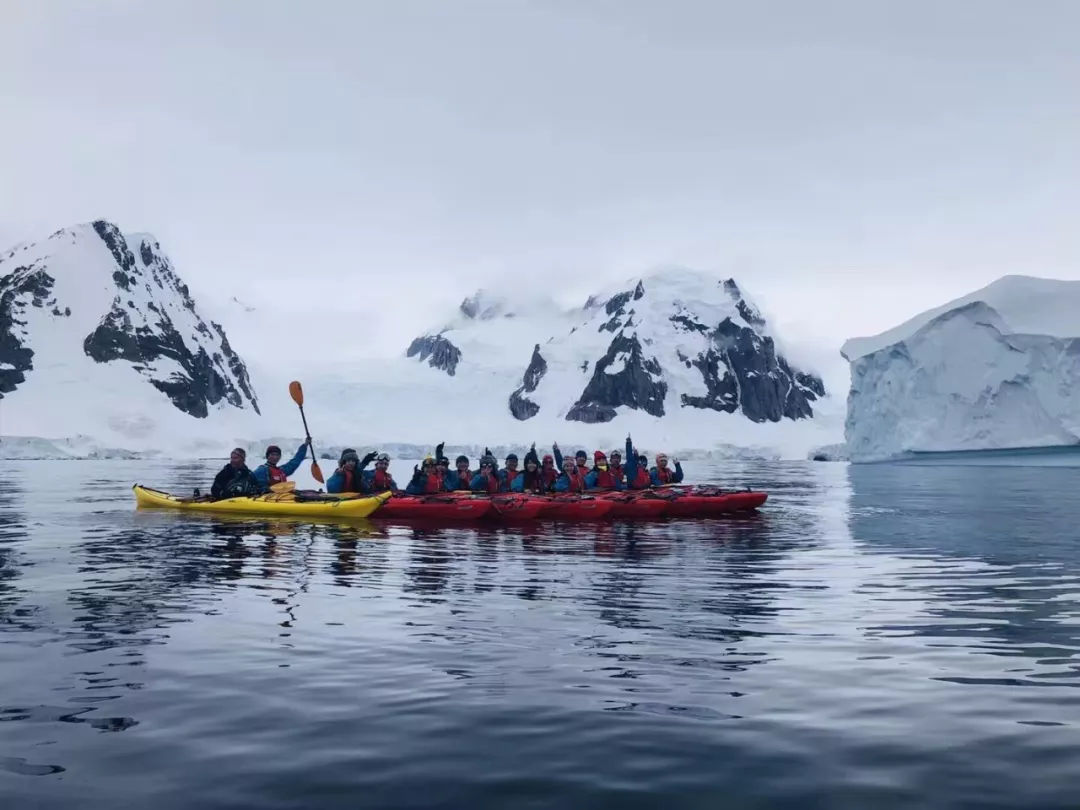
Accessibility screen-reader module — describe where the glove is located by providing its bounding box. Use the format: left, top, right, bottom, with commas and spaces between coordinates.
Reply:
360, 451, 377, 467
436, 442, 445, 459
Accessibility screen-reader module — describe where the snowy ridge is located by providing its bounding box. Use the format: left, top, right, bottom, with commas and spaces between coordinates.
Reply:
842, 275, 1080, 360
844, 280, 1080, 461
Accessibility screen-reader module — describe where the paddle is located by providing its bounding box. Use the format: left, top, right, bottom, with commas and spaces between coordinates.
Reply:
288, 380, 324, 484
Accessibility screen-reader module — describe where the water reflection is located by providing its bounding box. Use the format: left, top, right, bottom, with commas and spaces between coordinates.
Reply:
848, 462, 1080, 690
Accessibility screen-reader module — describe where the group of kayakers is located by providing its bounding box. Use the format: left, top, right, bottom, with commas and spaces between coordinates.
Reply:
328, 437, 683, 496
210, 438, 684, 500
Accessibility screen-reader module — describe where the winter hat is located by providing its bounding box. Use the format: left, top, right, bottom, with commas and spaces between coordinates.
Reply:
422, 455, 435, 466
437, 456, 449, 466
265, 445, 281, 458
455, 455, 470, 465
594, 450, 607, 462
610, 449, 622, 459
231, 447, 246, 458
542, 454, 554, 464
505, 453, 518, 463
340, 448, 359, 464
480, 455, 496, 467
575, 450, 588, 460
656, 452, 669, 462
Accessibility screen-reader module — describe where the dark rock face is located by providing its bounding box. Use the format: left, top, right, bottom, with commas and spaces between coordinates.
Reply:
567, 333, 666, 423
681, 316, 822, 422
509, 344, 547, 420
0, 265, 54, 395
406, 334, 462, 376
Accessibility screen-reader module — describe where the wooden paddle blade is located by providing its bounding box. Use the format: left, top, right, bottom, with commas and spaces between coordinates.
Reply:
288, 380, 304, 406
310, 459, 325, 484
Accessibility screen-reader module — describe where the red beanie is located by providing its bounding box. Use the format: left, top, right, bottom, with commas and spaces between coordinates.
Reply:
594, 450, 606, 462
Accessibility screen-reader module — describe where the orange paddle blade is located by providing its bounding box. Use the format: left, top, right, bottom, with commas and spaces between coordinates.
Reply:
288, 380, 304, 406
310, 458, 325, 484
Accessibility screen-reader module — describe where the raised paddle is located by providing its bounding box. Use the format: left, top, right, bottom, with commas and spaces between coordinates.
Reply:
288, 380, 324, 484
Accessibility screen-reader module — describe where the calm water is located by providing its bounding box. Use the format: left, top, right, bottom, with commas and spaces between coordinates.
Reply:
1, 458, 1079, 809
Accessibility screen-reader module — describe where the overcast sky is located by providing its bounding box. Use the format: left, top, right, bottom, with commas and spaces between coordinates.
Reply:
3, 0, 1079, 366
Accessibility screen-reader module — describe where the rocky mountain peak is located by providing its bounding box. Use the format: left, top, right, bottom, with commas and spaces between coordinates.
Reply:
0, 219, 259, 418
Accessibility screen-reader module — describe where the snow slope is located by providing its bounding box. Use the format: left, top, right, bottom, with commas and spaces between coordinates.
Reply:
0, 222, 261, 454
842, 275, 1080, 360
844, 277, 1080, 461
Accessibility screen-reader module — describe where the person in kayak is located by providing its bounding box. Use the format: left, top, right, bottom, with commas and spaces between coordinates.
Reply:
540, 453, 559, 489
511, 446, 546, 493
551, 442, 590, 474
651, 453, 684, 485
211, 448, 265, 498
623, 436, 653, 490
361, 452, 399, 493
585, 450, 624, 490
553, 457, 586, 493
470, 456, 501, 494
445, 455, 473, 491
326, 449, 378, 493
253, 442, 309, 489
498, 453, 520, 492
607, 447, 626, 485
406, 456, 445, 495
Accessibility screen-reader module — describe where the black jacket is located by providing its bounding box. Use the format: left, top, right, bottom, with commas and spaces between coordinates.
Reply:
211, 464, 264, 499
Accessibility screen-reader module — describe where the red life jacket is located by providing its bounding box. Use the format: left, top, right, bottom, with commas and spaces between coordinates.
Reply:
423, 471, 442, 494
654, 466, 674, 484
341, 469, 357, 492
591, 467, 618, 489
609, 463, 625, 482
629, 467, 651, 489
268, 466, 288, 485
478, 471, 499, 494
541, 467, 558, 487
562, 469, 585, 493
372, 468, 394, 491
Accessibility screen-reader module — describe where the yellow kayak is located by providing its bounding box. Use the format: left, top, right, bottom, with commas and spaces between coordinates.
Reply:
133, 485, 391, 518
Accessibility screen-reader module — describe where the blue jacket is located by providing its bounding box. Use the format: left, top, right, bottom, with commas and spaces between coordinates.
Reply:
253, 443, 308, 487
553, 472, 586, 493
470, 471, 500, 493
584, 469, 624, 490
326, 468, 366, 494
445, 470, 473, 491
497, 469, 519, 492
623, 437, 648, 489
650, 462, 684, 486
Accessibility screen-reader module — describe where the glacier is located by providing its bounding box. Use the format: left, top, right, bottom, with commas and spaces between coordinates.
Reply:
842, 276, 1080, 461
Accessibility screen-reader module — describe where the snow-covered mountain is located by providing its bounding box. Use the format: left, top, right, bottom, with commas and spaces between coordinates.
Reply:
394, 270, 837, 455
842, 275, 1080, 461
0, 221, 260, 452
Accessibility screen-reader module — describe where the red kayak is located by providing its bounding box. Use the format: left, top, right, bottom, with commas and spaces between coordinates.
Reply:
489, 494, 547, 520
373, 494, 494, 521
596, 491, 670, 519
662, 490, 768, 517
541, 495, 615, 521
